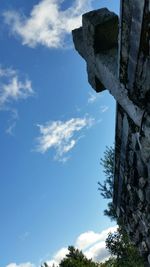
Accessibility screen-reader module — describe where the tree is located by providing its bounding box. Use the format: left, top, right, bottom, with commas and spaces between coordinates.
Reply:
59, 246, 99, 267
41, 263, 53, 267
98, 146, 116, 220
99, 257, 117, 267
99, 146, 144, 266
105, 227, 144, 267
42, 146, 144, 267
98, 146, 114, 199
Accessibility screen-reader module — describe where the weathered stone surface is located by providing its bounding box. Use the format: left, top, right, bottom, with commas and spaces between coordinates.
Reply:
73, 7, 144, 127
132, 212, 139, 224
72, 8, 119, 93
139, 220, 149, 235
127, 0, 145, 94
145, 186, 150, 203
146, 237, 150, 249
139, 240, 149, 254
72, 0, 150, 264
139, 177, 147, 188
137, 202, 144, 211
113, 0, 150, 263
137, 189, 145, 202
133, 229, 140, 243
128, 149, 134, 166
148, 254, 150, 264
137, 157, 148, 177
82, 8, 119, 53
127, 184, 131, 191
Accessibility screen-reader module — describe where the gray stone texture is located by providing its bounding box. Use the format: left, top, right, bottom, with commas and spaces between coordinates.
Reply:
72, 0, 150, 264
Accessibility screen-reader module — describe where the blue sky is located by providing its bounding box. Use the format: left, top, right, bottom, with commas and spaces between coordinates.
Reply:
0, 1, 119, 266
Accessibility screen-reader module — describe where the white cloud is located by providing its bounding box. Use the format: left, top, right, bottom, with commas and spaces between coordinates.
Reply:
6, 121, 17, 135
47, 247, 69, 267
6, 226, 117, 267
100, 105, 109, 113
35, 117, 94, 161
0, 66, 33, 134
88, 92, 97, 104
84, 241, 109, 262
76, 231, 102, 250
75, 226, 118, 263
5, 108, 19, 135
81, 226, 118, 262
45, 226, 117, 266
76, 226, 117, 251
6, 263, 35, 267
3, 0, 92, 49
0, 66, 33, 108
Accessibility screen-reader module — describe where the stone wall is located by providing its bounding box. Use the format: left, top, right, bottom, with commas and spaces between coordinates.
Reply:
114, 104, 150, 264
114, 0, 150, 264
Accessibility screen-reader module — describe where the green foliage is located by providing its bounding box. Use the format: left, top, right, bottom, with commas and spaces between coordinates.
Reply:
105, 227, 144, 267
99, 146, 144, 266
59, 246, 98, 267
41, 262, 58, 267
98, 146, 116, 220
99, 257, 117, 267
42, 146, 144, 267
41, 263, 50, 267
98, 146, 114, 199
103, 202, 117, 221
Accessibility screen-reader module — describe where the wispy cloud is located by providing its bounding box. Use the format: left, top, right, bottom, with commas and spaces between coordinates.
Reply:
6, 263, 35, 267
0, 66, 33, 108
100, 105, 109, 113
19, 231, 30, 242
0, 66, 33, 134
5, 108, 19, 135
35, 117, 94, 161
3, 0, 93, 49
87, 92, 97, 104
6, 121, 17, 135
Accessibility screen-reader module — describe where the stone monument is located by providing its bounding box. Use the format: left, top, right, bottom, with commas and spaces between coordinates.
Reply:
72, 0, 150, 264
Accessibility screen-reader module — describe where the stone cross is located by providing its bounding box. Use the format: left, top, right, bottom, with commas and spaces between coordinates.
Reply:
72, 3, 150, 263
72, 4, 147, 129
